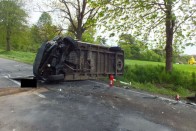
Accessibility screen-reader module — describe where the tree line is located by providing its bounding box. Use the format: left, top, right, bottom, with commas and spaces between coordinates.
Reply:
0, 0, 195, 72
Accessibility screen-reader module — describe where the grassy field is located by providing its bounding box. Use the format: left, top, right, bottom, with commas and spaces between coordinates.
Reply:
125, 59, 196, 73
0, 49, 36, 64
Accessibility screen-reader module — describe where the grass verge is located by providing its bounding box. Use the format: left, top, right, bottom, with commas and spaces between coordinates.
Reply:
100, 77, 193, 98
116, 80, 193, 98
115, 63, 195, 98
0, 49, 36, 64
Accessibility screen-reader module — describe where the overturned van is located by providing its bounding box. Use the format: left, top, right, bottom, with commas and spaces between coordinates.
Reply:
33, 36, 124, 81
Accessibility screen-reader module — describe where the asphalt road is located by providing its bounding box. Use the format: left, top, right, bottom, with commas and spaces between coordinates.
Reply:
0, 58, 196, 131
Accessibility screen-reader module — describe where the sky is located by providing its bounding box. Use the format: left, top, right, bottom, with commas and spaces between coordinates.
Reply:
27, 0, 196, 55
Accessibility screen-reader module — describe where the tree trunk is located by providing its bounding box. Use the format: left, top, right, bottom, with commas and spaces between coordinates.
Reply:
6, 28, 11, 51
165, 0, 175, 72
76, 16, 83, 41
76, 26, 84, 41
76, 31, 82, 41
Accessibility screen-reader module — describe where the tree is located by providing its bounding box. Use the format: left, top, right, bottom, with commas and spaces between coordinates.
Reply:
31, 12, 59, 45
37, 12, 59, 42
118, 34, 136, 59
96, 36, 107, 45
49, 0, 100, 40
94, 0, 196, 72
37, 12, 52, 27
65, 18, 98, 43
0, 0, 27, 51
118, 34, 147, 59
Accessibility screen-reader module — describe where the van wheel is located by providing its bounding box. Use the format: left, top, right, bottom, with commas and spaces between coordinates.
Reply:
109, 47, 122, 52
47, 74, 64, 81
116, 59, 123, 71
33, 43, 47, 78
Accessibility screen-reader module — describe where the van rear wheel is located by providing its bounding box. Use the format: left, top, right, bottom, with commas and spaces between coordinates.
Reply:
109, 47, 122, 52
47, 74, 65, 81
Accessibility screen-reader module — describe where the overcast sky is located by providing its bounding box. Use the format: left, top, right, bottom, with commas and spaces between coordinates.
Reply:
27, 0, 195, 55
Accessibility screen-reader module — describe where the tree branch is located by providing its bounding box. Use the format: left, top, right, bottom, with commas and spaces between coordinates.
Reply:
61, 0, 77, 31
147, 15, 165, 32
174, 12, 195, 33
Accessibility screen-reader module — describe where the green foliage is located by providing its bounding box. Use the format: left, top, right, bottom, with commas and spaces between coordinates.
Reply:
120, 44, 132, 58
123, 60, 196, 93
119, 34, 142, 59
0, 49, 35, 64
37, 12, 52, 27
34, 12, 59, 43
52, 0, 101, 40
27, 12, 59, 52
140, 50, 164, 62
127, 81, 189, 97
121, 64, 196, 92
11, 27, 33, 51
96, 36, 107, 45
119, 34, 164, 61
126, 59, 196, 73
0, 0, 27, 51
0, 10, 59, 52
82, 28, 96, 43
65, 21, 98, 43
94, 0, 196, 72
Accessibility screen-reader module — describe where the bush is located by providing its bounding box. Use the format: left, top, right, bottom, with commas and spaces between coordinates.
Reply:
140, 50, 164, 62
122, 64, 196, 91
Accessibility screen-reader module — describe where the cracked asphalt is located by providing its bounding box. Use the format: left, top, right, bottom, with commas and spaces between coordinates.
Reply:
0, 58, 196, 131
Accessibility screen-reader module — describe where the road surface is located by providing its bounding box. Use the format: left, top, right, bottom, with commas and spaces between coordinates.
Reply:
0, 58, 196, 131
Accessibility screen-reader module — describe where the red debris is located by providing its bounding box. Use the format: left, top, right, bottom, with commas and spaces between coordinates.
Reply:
175, 94, 180, 101
109, 74, 114, 87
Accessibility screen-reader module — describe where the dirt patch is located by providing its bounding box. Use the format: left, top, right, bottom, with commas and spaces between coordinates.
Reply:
0, 88, 32, 96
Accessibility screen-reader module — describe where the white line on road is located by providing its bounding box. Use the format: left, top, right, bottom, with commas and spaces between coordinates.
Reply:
34, 92, 46, 98
4, 75, 21, 86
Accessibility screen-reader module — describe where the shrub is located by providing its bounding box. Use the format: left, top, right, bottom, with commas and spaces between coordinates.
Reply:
122, 64, 196, 91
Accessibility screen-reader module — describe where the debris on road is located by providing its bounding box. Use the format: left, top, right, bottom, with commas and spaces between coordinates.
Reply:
175, 94, 180, 101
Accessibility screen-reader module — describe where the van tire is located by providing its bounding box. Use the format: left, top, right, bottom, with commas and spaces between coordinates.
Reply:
109, 47, 122, 52
47, 74, 64, 81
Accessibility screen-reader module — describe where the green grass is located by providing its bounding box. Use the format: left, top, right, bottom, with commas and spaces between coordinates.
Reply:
125, 59, 196, 73
115, 80, 192, 97
100, 77, 193, 98
118, 59, 196, 97
0, 49, 36, 64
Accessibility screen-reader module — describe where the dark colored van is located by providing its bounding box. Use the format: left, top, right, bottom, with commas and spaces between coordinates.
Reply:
33, 36, 124, 81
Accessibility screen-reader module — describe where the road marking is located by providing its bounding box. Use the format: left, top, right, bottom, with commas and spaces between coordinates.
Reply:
4, 75, 21, 86
34, 92, 46, 98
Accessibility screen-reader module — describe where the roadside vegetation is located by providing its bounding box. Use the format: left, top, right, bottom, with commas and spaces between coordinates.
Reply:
117, 62, 196, 97
0, 0, 195, 98
126, 60, 196, 73
0, 49, 35, 64
0, 49, 195, 97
